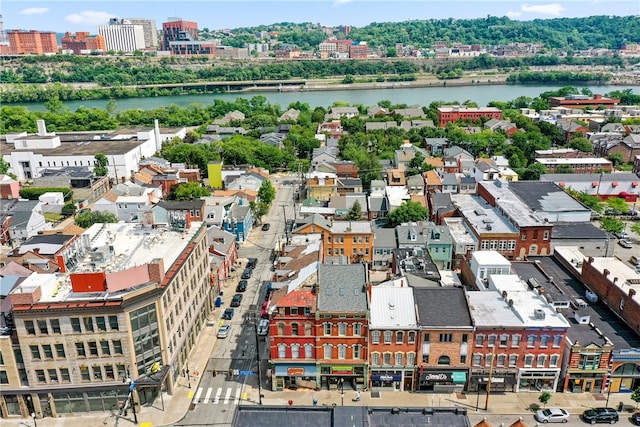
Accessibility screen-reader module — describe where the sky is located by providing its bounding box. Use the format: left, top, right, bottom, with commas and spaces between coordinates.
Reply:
2, 0, 639, 34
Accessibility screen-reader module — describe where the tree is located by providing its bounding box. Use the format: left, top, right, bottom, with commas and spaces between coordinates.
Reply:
345, 200, 362, 221
407, 151, 427, 176
607, 152, 625, 167
631, 387, 640, 409
258, 180, 276, 206
386, 201, 429, 227
75, 211, 118, 228
631, 222, 640, 236
606, 197, 628, 214
0, 158, 10, 174
170, 182, 210, 200
568, 136, 593, 153
538, 391, 552, 408
600, 217, 624, 233
249, 200, 269, 224
94, 153, 108, 177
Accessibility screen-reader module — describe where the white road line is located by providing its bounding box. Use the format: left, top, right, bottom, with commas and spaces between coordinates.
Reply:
203, 387, 213, 404
214, 387, 223, 404
223, 388, 232, 404
194, 387, 203, 401
234, 387, 242, 404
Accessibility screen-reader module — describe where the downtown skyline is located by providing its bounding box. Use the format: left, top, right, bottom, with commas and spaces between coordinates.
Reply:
3, 0, 640, 34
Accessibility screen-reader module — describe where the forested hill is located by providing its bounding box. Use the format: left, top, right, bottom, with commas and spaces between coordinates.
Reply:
223, 16, 640, 51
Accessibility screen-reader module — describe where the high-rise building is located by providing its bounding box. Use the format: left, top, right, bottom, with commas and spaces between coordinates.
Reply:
8, 30, 58, 55
125, 18, 158, 49
61, 32, 106, 54
98, 18, 145, 53
0, 14, 8, 45
162, 18, 198, 51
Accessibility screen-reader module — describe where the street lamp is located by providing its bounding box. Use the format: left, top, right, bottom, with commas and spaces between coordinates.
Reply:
26, 395, 37, 427
340, 378, 344, 406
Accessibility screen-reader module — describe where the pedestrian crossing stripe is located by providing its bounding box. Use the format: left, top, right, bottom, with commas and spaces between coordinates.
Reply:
193, 387, 242, 404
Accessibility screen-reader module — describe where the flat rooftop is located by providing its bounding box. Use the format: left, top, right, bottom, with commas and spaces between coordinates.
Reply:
451, 195, 517, 235
11, 139, 149, 156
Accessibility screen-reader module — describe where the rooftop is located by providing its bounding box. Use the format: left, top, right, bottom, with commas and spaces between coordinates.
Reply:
317, 264, 367, 313
370, 286, 417, 329
451, 195, 517, 235
413, 287, 473, 328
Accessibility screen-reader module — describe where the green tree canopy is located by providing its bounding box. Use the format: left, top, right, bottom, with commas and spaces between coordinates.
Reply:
94, 153, 108, 177
600, 217, 624, 233
568, 136, 593, 153
386, 201, 429, 227
345, 200, 363, 221
606, 197, 628, 214
75, 211, 118, 228
258, 180, 276, 206
170, 182, 210, 200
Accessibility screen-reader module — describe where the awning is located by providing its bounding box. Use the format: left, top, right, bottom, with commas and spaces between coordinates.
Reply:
472, 374, 517, 385
135, 365, 171, 389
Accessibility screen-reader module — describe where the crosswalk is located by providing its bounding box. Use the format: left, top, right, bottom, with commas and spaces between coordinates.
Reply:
193, 387, 243, 405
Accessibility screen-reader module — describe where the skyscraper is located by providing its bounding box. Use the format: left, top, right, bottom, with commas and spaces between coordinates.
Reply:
125, 18, 158, 49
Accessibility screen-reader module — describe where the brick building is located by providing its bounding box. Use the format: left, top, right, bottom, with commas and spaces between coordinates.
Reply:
8, 30, 57, 55
548, 94, 620, 109
162, 18, 198, 52
61, 32, 106, 54
437, 107, 502, 127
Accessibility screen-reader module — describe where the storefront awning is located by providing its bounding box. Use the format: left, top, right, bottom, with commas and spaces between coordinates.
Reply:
275, 364, 317, 376
472, 374, 517, 385
135, 365, 171, 389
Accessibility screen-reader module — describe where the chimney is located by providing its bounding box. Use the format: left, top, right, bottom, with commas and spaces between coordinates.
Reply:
603, 269, 610, 278
629, 289, 636, 298
147, 258, 166, 284
37, 120, 48, 136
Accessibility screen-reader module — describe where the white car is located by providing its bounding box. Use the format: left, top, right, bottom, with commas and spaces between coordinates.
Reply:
535, 407, 570, 423
257, 319, 269, 336
619, 239, 633, 249
217, 324, 231, 339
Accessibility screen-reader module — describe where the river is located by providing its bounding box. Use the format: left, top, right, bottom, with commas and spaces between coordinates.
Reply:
12, 84, 639, 112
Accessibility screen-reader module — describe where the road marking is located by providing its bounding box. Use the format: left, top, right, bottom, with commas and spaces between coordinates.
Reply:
214, 387, 222, 404
223, 388, 232, 404
235, 387, 241, 404
203, 387, 213, 404
194, 387, 203, 401
187, 390, 194, 399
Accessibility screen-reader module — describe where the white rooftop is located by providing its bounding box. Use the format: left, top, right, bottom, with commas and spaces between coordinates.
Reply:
480, 180, 544, 227
535, 157, 612, 165
331, 221, 372, 234
471, 250, 511, 266
451, 194, 518, 235
370, 286, 418, 329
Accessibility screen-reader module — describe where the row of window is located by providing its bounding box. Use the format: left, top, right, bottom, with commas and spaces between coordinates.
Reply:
480, 240, 517, 251
371, 351, 416, 366
472, 353, 560, 368
25, 316, 119, 335
327, 236, 371, 244
38, 160, 96, 167
372, 330, 418, 344
33, 363, 127, 384
475, 334, 563, 349
327, 248, 370, 256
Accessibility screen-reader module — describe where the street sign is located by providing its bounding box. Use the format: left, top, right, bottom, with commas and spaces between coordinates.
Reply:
239, 370, 253, 376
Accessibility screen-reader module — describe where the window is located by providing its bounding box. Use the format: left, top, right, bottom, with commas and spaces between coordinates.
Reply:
499, 335, 508, 347
408, 331, 416, 344
462, 334, 468, 343
105, 365, 115, 380
550, 355, 559, 368
407, 352, 415, 366
338, 323, 346, 336
93, 366, 102, 380
38, 320, 48, 334
109, 316, 119, 330
423, 354, 429, 363
540, 335, 549, 348
101, 341, 110, 355
323, 344, 332, 359
353, 323, 362, 336
278, 344, 287, 358
372, 352, 380, 365
96, 316, 107, 331
291, 344, 300, 359
55, 344, 65, 358
512, 334, 521, 347
0, 371, 8, 384
277, 323, 285, 335
305, 344, 313, 359
438, 355, 451, 365
383, 353, 392, 365
88, 341, 98, 356
80, 366, 90, 381
488, 335, 496, 347
42, 344, 53, 359
338, 344, 347, 359
524, 355, 534, 368
497, 354, 506, 367
579, 354, 601, 369
552, 335, 563, 348
50, 319, 61, 334
372, 331, 380, 343
290, 307, 298, 315
60, 368, 70, 382
509, 354, 518, 367
84, 317, 94, 332
36, 369, 46, 383
396, 331, 404, 344
305, 323, 313, 336
353, 345, 362, 359
384, 331, 392, 344
291, 323, 299, 336
460, 355, 467, 364
527, 335, 536, 347
472, 354, 482, 366
324, 323, 332, 335
71, 318, 82, 332
113, 340, 123, 354
76, 342, 86, 357
48, 369, 58, 382
30, 345, 41, 360
476, 335, 485, 346
395, 352, 403, 365
423, 333, 430, 342
485, 353, 493, 367
25, 320, 36, 335
440, 333, 453, 342
537, 354, 546, 367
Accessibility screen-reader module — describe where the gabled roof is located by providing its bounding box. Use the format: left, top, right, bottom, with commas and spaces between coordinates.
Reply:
317, 264, 367, 312
293, 213, 332, 232
277, 288, 317, 309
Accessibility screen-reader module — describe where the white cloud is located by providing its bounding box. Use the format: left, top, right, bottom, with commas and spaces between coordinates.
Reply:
65, 10, 115, 25
520, 3, 566, 16
506, 10, 523, 18
19, 7, 48, 16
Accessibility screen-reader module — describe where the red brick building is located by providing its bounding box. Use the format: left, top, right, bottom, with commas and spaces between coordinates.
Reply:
162, 19, 198, 51
8, 30, 58, 55
437, 107, 502, 127
61, 32, 106, 54
548, 94, 619, 109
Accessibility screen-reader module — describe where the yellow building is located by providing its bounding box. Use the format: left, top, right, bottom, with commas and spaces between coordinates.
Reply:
207, 161, 223, 189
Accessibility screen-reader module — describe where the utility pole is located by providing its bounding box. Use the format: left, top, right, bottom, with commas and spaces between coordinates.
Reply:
251, 313, 263, 405
484, 346, 496, 411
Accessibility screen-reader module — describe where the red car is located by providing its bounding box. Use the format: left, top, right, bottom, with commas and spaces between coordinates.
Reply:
261, 301, 269, 318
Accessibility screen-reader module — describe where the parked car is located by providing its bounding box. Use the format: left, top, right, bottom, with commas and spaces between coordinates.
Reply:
230, 293, 243, 307
261, 301, 269, 318
241, 268, 253, 279
535, 407, 570, 423
257, 319, 270, 336
247, 258, 258, 269
631, 412, 640, 425
619, 239, 633, 249
615, 231, 630, 239
582, 408, 619, 424
216, 324, 231, 339
261, 223, 271, 231
236, 280, 247, 292
222, 308, 235, 320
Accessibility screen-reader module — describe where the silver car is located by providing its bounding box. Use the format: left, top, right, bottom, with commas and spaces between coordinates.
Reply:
535, 407, 570, 423
217, 324, 231, 339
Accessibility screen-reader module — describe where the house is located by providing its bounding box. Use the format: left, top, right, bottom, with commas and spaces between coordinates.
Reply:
393, 106, 426, 119
394, 143, 428, 171
226, 170, 268, 192
207, 227, 238, 293
155, 199, 207, 222
365, 121, 397, 132
325, 106, 359, 120
328, 193, 367, 220
0, 175, 20, 200
222, 202, 253, 242
32, 167, 109, 204
2, 200, 48, 245
330, 161, 358, 178
367, 193, 388, 222
424, 222, 454, 270
278, 108, 300, 122
474, 161, 501, 182
205, 125, 248, 137
306, 173, 338, 202
371, 226, 396, 270
441, 173, 459, 193
93, 182, 160, 222
386, 168, 406, 187
337, 178, 363, 195
406, 174, 425, 195
607, 134, 640, 163
424, 138, 449, 155
399, 119, 435, 132
212, 110, 245, 125
459, 176, 477, 194
484, 118, 518, 135
259, 132, 286, 149
367, 105, 389, 117
311, 146, 338, 167
556, 120, 589, 142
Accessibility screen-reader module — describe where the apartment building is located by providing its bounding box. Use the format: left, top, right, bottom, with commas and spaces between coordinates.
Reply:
437, 107, 502, 127
8, 30, 57, 55
1, 219, 212, 419
61, 32, 106, 54
98, 19, 145, 52
162, 18, 198, 52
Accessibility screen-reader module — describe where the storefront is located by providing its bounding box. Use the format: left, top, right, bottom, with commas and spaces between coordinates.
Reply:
319, 365, 366, 391
517, 369, 560, 392
469, 372, 517, 393
418, 369, 468, 393
370, 371, 404, 391
565, 371, 606, 393
609, 350, 640, 393
272, 364, 318, 391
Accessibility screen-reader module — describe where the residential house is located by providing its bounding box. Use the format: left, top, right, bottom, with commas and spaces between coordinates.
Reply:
367, 193, 388, 222
367, 105, 389, 117
328, 194, 367, 220
484, 119, 518, 136
259, 132, 286, 149
0, 175, 20, 200
393, 106, 426, 119
330, 161, 359, 178
441, 173, 459, 194
306, 173, 338, 202
608, 134, 640, 163
386, 169, 406, 187
399, 120, 435, 132
424, 222, 453, 270
206, 124, 247, 136
337, 178, 363, 195
311, 147, 338, 168
369, 286, 419, 391
474, 161, 501, 182
33, 167, 109, 204
325, 106, 359, 120
406, 174, 425, 195
2, 200, 47, 245
394, 143, 429, 171
207, 227, 237, 293
556, 120, 589, 142
424, 138, 449, 155
428, 192, 456, 225
278, 108, 300, 122
443, 217, 478, 269
424, 170, 443, 193
366, 122, 397, 133
315, 263, 369, 391
212, 110, 245, 125
371, 227, 396, 271
385, 186, 410, 213
390, 249, 441, 285
414, 287, 473, 392
222, 202, 253, 242
459, 176, 477, 194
